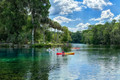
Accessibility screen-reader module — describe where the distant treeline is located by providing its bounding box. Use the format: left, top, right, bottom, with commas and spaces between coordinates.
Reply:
70, 31, 82, 43
82, 20, 120, 45
70, 20, 120, 45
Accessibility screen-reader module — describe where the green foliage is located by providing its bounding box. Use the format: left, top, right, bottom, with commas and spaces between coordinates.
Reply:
82, 30, 93, 44
45, 30, 52, 42
70, 31, 82, 43
32, 43, 63, 48
62, 26, 72, 43
0, 0, 27, 43
82, 20, 120, 45
62, 43, 72, 52
0, 0, 72, 46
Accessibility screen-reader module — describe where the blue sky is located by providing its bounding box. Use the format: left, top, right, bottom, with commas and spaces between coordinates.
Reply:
49, 0, 120, 32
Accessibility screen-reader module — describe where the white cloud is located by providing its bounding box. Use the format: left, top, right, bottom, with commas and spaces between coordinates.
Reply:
50, 0, 85, 15
49, 0, 113, 15
95, 14, 120, 25
53, 16, 80, 24
83, 0, 112, 10
69, 23, 90, 32
53, 16, 72, 24
114, 15, 120, 22
95, 21, 105, 25
90, 9, 114, 22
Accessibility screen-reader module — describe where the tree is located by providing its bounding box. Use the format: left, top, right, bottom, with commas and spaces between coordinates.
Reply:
81, 20, 120, 45
62, 26, 72, 43
0, 0, 72, 45
0, 0, 27, 43
70, 31, 82, 43
27, 0, 51, 44
82, 30, 93, 44
110, 23, 120, 44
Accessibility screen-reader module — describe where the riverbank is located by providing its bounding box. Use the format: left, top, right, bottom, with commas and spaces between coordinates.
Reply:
0, 43, 63, 48
32, 43, 63, 48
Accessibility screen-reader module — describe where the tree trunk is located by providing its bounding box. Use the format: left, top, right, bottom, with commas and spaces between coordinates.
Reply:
43, 25, 46, 44
54, 29, 56, 43
43, 31, 45, 43
31, 10, 35, 45
32, 27, 34, 44
57, 29, 59, 43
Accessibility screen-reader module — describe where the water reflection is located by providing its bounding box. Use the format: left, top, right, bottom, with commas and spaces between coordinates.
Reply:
86, 48, 120, 80
0, 44, 120, 80
72, 44, 120, 80
0, 48, 51, 80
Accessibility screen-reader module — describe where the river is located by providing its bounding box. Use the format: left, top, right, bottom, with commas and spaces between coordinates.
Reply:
0, 44, 120, 80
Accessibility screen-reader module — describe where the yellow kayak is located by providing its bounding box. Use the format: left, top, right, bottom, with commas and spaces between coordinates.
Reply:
65, 52, 75, 55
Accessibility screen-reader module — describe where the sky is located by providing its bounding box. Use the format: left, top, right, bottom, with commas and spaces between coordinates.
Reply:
49, 0, 120, 32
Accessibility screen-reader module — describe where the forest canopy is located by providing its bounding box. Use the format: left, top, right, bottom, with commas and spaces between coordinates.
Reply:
0, 0, 72, 45
82, 20, 120, 45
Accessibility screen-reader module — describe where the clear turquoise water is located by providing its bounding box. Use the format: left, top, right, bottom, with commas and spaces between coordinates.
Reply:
0, 44, 120, 80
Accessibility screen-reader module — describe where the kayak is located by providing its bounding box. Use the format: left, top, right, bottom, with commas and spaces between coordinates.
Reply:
71, 47, 80, 49
56, 52, 75, 55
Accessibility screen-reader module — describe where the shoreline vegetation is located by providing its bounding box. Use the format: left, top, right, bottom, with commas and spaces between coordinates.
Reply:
0, 43, 63, 48
82, 20, 120, 45
0, 43, 72, 48
1, 42, 120, 48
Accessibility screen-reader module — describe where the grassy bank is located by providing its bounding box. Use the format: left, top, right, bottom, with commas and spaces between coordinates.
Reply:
0, 43, 63, 48
32, 43, 63, 48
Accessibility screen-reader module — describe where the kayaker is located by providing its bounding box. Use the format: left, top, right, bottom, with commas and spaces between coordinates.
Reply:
62, 51, 65, 56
